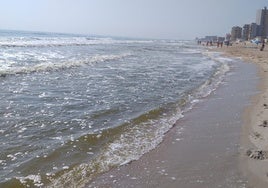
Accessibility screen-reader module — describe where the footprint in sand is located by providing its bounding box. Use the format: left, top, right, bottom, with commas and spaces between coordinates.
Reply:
246, 149, 268, 160
251, 132, 263, 140
259, 120, 268, 127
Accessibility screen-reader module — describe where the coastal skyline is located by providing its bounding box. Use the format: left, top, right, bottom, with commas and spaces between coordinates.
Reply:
1, 0, 268, 39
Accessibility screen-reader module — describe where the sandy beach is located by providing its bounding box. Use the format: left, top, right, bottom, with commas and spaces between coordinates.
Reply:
86, 47, 260, 188
216, 43, 268, 188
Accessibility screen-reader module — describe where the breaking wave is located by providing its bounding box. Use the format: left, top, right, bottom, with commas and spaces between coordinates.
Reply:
0, 53, 131, 76
0, 37, 153, 48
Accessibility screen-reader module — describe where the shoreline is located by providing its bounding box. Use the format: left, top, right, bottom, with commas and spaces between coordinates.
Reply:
215, 44, 268, 188
87, 49, 258, 188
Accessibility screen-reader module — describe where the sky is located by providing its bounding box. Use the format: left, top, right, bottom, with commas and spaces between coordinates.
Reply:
0, 0, 268, 39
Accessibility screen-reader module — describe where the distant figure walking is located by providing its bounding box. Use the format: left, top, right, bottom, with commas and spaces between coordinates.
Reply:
260, 41, 265, 51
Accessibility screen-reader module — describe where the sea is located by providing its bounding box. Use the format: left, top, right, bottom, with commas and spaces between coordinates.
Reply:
0, 30, 231, 187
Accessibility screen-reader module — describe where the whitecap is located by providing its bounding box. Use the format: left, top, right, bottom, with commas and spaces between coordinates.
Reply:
16, 174, 43, 187
62, 166, 69, 170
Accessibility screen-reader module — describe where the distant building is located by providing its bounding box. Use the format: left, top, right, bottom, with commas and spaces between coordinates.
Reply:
242, 24, 250, 40
225, 33, 231, 41
249, 23, 258, 39
203, 36, 218, 42
231, 26, 242, 41
256, 6, 268, 38
217, 37, 225, 42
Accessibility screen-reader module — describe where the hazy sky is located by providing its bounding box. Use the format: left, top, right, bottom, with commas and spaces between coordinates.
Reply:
0, 0, 268, 39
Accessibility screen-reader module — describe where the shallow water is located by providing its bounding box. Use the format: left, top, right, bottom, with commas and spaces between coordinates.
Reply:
0, 30, 230, 187
90, 54, 259, 188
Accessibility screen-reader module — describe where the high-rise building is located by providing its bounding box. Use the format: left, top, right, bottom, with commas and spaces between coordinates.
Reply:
231, 26, 242, 41
256, 6, 268, 38
249, 23, 258, 39
242, 24, 250, 40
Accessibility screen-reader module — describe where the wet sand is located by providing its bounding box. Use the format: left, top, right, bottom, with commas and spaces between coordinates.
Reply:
218, 44, 268, 188
87, 55, 259, 187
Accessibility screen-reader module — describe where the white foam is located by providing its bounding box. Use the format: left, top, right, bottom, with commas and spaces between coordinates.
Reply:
51, 136, 63, 140
182, 48, 202, 54
62, 166, 69, 170
7, 154, 17, 161
17, 127, 27, 133
215, 56, 234, 63
203, 51, 235, 64
0, 53, 131, 75
16, 174, 43, 187
47, 109, 185, 187
0, 36, 153, 47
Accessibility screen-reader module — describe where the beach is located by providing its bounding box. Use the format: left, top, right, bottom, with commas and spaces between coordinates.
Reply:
1, 2, 268, 187
87, 47, 260, 187
216, 43, 268, 188
0, 30, 266, 187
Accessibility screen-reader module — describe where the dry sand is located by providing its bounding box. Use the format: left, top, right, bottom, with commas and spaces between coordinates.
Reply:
216, 43, 268, 188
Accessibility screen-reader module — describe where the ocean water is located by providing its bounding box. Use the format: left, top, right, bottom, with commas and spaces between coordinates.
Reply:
0, 30, 230, 187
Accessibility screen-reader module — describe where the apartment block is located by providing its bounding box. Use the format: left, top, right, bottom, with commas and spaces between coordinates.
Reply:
231, 26, 242, 41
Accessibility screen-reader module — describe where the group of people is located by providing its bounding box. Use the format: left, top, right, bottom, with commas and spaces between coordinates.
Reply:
216, 41, 224, 48
197, 38, 266, 51
197, 40, 224, 47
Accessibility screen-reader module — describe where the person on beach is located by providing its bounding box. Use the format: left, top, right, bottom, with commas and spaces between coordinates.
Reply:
260, 40, 265, 51
210, 41, 213, 46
